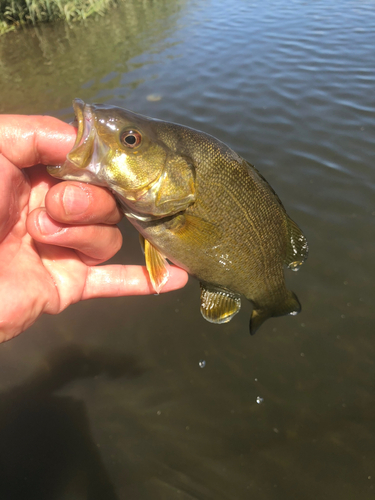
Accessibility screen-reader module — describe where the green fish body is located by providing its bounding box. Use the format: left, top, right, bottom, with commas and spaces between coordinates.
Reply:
48, 99, 308, 334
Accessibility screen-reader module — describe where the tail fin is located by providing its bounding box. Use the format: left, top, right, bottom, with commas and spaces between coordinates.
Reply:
249, 309, 270, 335
249, 291, 301, 335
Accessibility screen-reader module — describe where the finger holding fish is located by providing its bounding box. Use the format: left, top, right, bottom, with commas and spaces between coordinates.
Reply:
45, 181, 123, 225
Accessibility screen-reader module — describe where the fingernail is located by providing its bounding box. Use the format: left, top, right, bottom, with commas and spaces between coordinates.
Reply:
63, 185, 90, 216
38, 212, 64, 235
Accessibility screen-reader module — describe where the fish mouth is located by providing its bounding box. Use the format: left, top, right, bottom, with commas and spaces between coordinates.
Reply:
69, 98, 89, 153
47, 99, 105, 183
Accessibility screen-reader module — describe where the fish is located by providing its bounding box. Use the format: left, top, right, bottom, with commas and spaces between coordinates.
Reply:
48, 98, 308, 334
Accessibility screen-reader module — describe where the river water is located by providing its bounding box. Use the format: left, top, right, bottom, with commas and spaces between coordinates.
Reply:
0, 0, 374, 498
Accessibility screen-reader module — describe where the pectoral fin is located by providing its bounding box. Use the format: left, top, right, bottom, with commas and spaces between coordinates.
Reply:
166, 213, 222, 251
200, 284, 241, 324
144, 239, 170, 293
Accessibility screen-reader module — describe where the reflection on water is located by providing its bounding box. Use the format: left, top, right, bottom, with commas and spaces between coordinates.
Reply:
0, 0, 374, 498
0, 0, 186, 115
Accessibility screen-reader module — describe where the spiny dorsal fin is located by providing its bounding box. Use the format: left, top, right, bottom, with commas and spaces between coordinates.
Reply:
285, 218, 308, 271
249, 291, 301, 335
200, 283, 241, 324
144, 239, 170, 293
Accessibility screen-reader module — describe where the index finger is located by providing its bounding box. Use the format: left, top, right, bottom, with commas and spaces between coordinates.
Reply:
0, 114, 76, 168
45, 181, 123, 225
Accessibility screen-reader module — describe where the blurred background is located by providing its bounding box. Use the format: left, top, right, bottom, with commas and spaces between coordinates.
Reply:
0, 0, 374, 498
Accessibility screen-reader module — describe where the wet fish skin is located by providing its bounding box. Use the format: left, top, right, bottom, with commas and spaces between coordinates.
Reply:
48, 99, 308, 334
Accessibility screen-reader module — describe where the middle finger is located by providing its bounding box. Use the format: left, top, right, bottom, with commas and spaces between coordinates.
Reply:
27, 208, 123, 264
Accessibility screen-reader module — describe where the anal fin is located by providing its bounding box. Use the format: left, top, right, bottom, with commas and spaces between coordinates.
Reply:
200, 284, 241, 324
144, 239, 170, 293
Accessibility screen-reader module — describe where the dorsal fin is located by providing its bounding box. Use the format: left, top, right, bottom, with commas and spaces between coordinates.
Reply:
284, 218, 308, 271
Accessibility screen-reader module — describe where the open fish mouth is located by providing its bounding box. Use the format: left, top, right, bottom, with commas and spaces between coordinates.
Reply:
70, 98, 90, 151
47, 99, 106, 183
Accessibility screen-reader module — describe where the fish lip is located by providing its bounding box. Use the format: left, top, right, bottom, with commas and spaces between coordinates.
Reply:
48, 98, 108, 183
47, 98, 93, 178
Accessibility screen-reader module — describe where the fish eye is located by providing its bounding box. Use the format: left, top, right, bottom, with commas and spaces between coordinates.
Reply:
120, 130, 142, 148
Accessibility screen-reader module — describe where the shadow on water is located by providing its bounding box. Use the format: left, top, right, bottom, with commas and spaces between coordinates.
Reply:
0, 344, 144, 499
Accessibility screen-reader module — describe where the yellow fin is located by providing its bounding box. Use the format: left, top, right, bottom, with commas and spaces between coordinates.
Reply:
200, 284, 241, 324
144, 239, 170, 293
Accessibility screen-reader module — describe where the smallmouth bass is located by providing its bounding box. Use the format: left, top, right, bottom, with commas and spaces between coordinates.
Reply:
48, 99, 308, 334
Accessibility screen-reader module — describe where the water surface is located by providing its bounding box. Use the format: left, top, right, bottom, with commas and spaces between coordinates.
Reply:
0, 0, 374, 498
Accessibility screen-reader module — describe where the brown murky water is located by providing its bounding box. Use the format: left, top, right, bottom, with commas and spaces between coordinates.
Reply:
0, 0, 374, 498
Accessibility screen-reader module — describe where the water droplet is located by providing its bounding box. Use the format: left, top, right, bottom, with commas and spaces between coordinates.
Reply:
256, 396, 264, 404
199, 360, 206, 368
288, 260, 303, 272
290, 266, 300, 272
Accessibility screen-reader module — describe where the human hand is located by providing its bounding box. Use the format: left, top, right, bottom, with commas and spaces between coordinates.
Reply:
0, 115, 188, 343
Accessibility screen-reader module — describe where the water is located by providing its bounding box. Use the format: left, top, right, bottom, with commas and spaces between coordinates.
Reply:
0, 0, 374, 498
